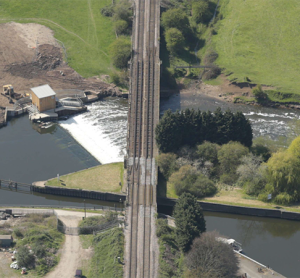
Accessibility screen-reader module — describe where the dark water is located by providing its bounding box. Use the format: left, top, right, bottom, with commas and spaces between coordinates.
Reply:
205, 212, 300, 277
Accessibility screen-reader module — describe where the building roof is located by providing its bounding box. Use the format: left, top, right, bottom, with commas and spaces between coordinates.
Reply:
31, 84, 56, 99
0, 235, 12, 240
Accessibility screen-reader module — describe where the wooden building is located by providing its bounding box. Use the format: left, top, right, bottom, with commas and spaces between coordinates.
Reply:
0, 235, 13, 247
30, 84, 56, 112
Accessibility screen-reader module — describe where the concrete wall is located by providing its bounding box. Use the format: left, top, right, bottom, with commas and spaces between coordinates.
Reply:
32, 185, 126, 202
157, 197, 300, 221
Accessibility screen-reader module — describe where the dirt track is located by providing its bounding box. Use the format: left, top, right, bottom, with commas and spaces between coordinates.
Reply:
0, 22, 118, 109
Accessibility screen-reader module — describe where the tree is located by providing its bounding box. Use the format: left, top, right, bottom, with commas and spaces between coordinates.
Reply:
109, 37, 131, 69
173, 193, 206, 252
16, 246, 35, 268
197, 141, 220, 166
218, 141, 249, 184
155, 110, 183, 153
156, 153, 178, 180
265, 151, 300, 203
161, 8, 190, 35
252, 84, 267, 101
165, 28, 185, 54
287, 136, 300, 158
236, 153, 266, 195
184, 231, 239, 278
192, 0, 212, 24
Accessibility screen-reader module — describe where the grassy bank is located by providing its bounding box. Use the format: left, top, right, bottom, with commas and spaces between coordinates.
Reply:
46, 162, 124, 193
79, 228, 124, 278
0, 0, 116, 77
164, 182, 300, 213
214, 0, 300, 95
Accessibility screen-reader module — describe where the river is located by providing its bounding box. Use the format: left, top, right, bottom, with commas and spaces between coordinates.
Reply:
1, 94, 300, 275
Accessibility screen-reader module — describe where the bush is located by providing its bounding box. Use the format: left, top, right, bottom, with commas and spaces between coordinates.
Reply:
32, 243, 46, 259
101, 4, 114, 17
114, 19, 129, 35
202, 64, 221, 80
113, 0, 132, 23
197, 141, 220, 166
258, 192, 269, 202
13, 228, 24, 239
161, 8, 190, 35
252, 85, 267, 100
251, 143, 272, 162
156, 219, 173, 237
191, 175, 217, 197
192, 0, 212, 24
274, 193, 295, 205
157, 153, 178, 180
16, 246, 35, 268
110, 70, 129, 88
109, 37, 131, 69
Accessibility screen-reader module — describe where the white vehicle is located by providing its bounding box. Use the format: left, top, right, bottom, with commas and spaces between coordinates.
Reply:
216, 237, 243, 253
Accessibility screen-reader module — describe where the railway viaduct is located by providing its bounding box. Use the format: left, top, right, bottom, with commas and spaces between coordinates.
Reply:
124, 0, 161, 276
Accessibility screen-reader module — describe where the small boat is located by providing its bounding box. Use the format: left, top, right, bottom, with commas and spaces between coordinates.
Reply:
41, 123, 54, 129
216, 237, 243, 253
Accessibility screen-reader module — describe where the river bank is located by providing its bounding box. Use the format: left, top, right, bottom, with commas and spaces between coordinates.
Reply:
181, 75, 300, 110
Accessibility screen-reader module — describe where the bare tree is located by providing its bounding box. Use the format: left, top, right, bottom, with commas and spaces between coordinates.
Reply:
184, 231, 239, 278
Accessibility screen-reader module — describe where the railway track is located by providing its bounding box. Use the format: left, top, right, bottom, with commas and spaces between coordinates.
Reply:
124, 0, 160, 275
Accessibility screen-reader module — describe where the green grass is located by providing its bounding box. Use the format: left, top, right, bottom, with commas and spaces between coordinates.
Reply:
80, 234, 94, 249
46, 162, 124, 193
214, 0, 300, 94
234, 96, 256, 103
0, 0, 116, 77
88, 228, 124, 278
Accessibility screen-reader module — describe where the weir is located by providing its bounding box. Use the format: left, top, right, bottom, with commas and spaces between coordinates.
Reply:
124, 0, 161, 275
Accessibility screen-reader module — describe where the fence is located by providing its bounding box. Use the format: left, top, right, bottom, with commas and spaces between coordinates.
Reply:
57, 218, 120, 236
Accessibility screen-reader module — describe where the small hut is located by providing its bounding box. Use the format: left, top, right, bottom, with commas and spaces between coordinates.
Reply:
0, 235, 13, 247
30, 84, 56, 112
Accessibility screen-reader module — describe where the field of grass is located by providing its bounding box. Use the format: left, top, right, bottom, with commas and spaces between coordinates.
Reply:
214, 0, 300, 95
46, 162, 124, 193
0, 0, 116, 77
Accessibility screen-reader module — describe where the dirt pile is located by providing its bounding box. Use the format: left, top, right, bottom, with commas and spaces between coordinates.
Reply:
0, 22, 123, 107
5, 44, 62, 79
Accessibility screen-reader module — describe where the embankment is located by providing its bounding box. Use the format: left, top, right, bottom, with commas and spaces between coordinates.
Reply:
158, 197, 300, 221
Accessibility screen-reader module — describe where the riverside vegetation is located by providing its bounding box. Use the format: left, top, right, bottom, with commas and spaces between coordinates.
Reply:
156, 108, 300, 207
157, 193, 239, 278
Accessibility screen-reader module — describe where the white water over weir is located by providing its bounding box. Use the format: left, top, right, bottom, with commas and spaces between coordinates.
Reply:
59, 98, 128, 164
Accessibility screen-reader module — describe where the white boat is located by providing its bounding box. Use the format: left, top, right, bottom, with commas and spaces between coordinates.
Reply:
216, 237, 243, 253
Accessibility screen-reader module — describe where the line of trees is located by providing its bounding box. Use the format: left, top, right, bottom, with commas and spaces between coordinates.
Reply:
155, 107, 253, 153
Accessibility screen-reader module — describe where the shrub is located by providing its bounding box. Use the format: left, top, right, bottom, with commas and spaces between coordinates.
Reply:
252, 85, 267, 100
191, 175, 217, 198
101, 4, 114, 17
157, 153, 179, 180
202, 64, 221, 80
113, 0, 132, 23
161, 8, 190, 35
156, 219, 172, 237
13, 228, 24, 239
251, 143, 272, 162
114, 20, 129, 36
274, 193, 295, 205
197, 141, 220, 166
258, 192, 269, 202
192, 0, 212, 24
16, 246, 35, 268
32, 243, 46, 259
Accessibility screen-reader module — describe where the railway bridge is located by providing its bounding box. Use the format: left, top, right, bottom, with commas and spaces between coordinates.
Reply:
124, 0, 161, 276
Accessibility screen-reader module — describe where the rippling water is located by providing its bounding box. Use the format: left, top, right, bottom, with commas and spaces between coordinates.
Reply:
59, 97, 128, 164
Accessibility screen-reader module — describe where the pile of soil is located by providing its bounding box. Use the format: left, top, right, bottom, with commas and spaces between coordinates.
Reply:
5, 44, 62, 79
0, 22, 122, 108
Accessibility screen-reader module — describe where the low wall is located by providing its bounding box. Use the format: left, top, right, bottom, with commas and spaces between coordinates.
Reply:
157, 197, 300, 221
32, 185, 126, 202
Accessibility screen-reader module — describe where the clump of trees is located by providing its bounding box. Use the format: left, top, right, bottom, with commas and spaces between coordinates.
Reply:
155, 108, 253, 153
109, 37, 131, 69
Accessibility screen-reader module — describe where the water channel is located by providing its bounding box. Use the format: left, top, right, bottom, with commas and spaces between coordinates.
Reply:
1, 94, 300, 276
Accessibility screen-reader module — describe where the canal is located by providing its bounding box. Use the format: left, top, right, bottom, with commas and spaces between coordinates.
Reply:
205, 212, 300, 277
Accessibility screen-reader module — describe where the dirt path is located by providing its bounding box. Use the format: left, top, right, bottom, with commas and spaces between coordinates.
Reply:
45, 215, 81, 278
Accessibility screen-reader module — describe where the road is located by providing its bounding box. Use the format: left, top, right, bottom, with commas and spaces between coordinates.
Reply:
124, 0, 161, 275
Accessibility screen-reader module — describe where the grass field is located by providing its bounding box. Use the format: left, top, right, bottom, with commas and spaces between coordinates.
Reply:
0, 0, 116, 77
46, 162, 124, 193
213, 0, 300, 94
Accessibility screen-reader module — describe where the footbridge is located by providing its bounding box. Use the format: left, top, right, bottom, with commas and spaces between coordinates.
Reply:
124, 0, 161, 275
